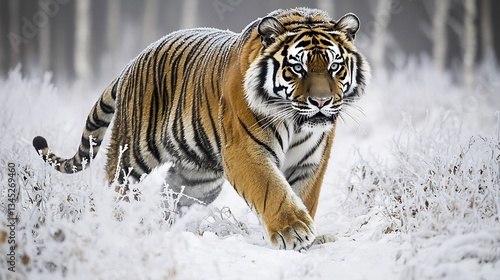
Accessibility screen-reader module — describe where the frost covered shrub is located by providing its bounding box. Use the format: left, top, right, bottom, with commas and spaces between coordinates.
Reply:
1, 156, 170, 278
1, 144, 248, 279
344, 111, 500, 237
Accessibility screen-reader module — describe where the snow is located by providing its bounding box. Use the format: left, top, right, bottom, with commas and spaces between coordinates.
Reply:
1, 59, 499, 279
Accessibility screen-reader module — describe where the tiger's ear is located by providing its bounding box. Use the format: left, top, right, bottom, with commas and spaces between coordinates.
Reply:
258, 17, 286, 47
335, 13, 360, 40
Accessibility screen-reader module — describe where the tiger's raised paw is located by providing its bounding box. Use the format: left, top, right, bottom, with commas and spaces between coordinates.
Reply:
268, 209, 316, 251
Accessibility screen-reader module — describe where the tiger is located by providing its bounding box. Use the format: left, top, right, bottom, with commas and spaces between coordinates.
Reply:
33, 7, 370, 251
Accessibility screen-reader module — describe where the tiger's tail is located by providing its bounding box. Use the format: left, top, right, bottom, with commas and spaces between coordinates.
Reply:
33, 79, 119, 174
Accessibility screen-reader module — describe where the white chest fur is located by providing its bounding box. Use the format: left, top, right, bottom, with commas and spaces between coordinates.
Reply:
272, 122, 329, 192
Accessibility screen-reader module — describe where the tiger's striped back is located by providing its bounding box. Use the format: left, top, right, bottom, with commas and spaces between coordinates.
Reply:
106, 28, 239, 181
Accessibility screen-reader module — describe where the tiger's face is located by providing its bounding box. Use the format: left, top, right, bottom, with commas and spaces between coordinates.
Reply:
244, 10, 370, 132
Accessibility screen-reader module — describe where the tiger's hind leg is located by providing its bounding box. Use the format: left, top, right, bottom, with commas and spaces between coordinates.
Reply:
164, 164, 225, 208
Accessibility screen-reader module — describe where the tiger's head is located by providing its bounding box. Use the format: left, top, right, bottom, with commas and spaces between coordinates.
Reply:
244, 8, 370, 132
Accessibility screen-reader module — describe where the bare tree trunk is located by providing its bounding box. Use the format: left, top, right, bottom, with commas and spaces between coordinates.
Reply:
142, 0, 160, 47
372, 0, 392, 70
480, 0, 495, 62
463, 0, 477, 87
8, 0, 21, 70
38, 0, 51, 75
180, 0, 198, 29
317, 0, 335, 18
106, 0, 121, 73
75, 0, 91, 88
432, 0, 450, 71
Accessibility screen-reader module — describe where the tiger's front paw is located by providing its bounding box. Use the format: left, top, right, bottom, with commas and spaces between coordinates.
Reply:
267, 208, 316, 251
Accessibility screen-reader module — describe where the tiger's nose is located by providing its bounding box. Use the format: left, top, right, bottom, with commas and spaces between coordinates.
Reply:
308, 97, 332, 108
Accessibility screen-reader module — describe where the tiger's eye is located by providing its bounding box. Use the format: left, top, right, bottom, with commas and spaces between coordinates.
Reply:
330, 63, 340, 72
292, 64, 303, 73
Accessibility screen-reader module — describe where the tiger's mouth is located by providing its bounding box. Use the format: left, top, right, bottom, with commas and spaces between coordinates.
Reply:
298, 111, 337, 128
310, 113, 334, 122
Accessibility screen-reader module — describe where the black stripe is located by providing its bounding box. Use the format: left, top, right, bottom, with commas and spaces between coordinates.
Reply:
136, 51, 159, 173
81, 135, 90, 149
78, 147, 88, 161
297, 133, 326, 164
156, 36, 175, 110
220, 103, 229, 145
110, 80, 118, 99
263, 182, 270, 212
200, 184, 223, 203
191, 59, 213, 161
205, 87, 221, 153
146, 86, 162, 163
99, 96, 115, 114
355, 52, 365, 85
134, 151, 151, 176
297, 145, 320, 165
238, 117, 279, 164
283, 122, 291, 142
288, 170, 312, 186
320, 39, 333, 46
131, 59, 154, 175
85, 118, 99, 131
269, 123, 284, 151
276, 194, 286, 216
87, 115, 110, 131
131, 69, 144, 174
257, 60, 268, 93
156, 43, 175, 153
296, 40, 311, 49
129, 169, 142, 181
179, 174, 221, 186
290, 132, 312, 149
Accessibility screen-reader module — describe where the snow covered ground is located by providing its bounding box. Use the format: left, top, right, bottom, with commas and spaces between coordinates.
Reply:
1, 59, 499, 279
